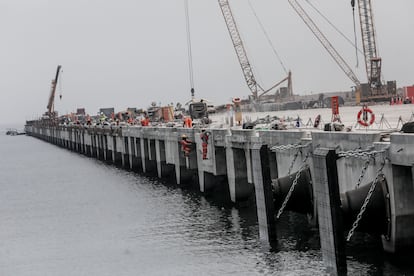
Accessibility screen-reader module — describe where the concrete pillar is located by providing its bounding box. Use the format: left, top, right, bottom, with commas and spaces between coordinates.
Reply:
313, 148, 347, 276
85, 132, 92, 156
155, 139, 162, 178
133, 137, 143, 172
140, 137, 147, 173
251, 144, 277, 246
268, 151, 278, 180
226, 146, 253, 203
106, 134, 115, 163
114, 136, 123, 166
122, 136, 130, 169
129, 137, 135, 170
100, 134, 105, 159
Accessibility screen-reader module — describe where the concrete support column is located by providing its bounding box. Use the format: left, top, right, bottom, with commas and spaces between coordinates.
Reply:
106, 135, 115, 163
140, 138, 147, 173
251, 144, 277, 246
245, 145, 253, 184
128, 137, 135, 170
122, 136, 130, 168
226, 146, 253, 203
313, 148, 347, 276
114, 136, 123, 166
102, 135, 107, 160
94, 135, 99, 158
85, 132, 92, 156
95, 134, 100, 158
133, 137, 143, 172
155, 139, 162, 178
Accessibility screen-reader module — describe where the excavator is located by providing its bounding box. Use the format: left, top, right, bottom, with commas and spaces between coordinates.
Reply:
45, 65, 62, 119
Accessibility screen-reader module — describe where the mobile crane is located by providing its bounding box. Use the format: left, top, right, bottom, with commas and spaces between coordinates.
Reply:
46, 65, 62, 118
218, 0, 292, 102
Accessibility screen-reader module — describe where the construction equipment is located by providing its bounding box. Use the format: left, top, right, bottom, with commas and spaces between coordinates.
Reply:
290, 0, 393, 103
46, 65, 62, 118
218, 0, 292, 102
353, 0, 381, 93
288, 0, 361, 87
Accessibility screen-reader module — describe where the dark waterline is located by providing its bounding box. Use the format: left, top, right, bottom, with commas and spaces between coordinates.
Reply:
0, 133, 413, 275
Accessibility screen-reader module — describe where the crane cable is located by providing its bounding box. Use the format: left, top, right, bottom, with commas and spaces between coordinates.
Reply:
351, 0, 360, 68
184, 0, 195, 97
303, 0, 363, 59
247, 0, 288, 75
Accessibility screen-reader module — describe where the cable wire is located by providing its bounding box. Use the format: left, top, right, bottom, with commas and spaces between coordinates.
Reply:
304, 0, 363, 56
352, 5, 359, 68
184, 0, 195, 92
247, 0, 288, 75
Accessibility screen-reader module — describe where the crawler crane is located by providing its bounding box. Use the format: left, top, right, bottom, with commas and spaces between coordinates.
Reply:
46, 65, 62, 118
218, 0, 292, 102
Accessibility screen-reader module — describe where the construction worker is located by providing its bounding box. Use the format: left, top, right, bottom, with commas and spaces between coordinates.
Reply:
141, 116, 149, 126
180, 134, 192, 157
200, 129, 210, 160
183, 116, 192, 128
233, 98, 242, 126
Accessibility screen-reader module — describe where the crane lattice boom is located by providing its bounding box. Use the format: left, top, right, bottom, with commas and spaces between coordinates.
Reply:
46, 65, 62, 117
357, 0, 381, 88
218, 0, 258, 99
288, 0, 360, 86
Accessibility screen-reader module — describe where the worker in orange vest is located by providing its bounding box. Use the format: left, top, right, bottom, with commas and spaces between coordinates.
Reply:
200, 130, 210, 160
180, 134, 192, 157
141, 116, 150, 126
183, 116, 192, 128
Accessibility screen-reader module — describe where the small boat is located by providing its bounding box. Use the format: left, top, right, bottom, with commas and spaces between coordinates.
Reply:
6, 129, 25, 136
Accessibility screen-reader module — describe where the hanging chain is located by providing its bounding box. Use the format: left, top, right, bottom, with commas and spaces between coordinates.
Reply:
271, 141, 312, 152
287, 149, 300, 176
338, 148, 387, 159
354, 158, 371, 189
276, 152, 310, 219
346, 159, 386, 241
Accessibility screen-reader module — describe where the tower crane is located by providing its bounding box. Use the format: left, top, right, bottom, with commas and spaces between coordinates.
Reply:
218, 0, 292, 102
46, 65, 62, 118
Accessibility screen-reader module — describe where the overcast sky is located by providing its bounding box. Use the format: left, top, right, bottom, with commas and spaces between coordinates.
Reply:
1, 0, 413, 125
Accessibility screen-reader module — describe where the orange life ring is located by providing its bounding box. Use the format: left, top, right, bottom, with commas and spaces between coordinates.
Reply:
357, 107, 375, 127
232, 98, 241, 104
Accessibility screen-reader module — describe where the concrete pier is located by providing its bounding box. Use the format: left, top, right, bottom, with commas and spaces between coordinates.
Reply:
25, 123, 414, 274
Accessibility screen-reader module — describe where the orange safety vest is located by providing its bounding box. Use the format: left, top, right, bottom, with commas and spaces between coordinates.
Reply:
184, 117, 192, 128
180, 139, 192, 157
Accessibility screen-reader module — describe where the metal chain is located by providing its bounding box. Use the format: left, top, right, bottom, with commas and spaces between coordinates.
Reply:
346, 160, 386, 241
276, 152, 310, 219
355, 158, 371, 189
287, 149, 300, 176
271, 141, 312, 152
338, 148, 388, 159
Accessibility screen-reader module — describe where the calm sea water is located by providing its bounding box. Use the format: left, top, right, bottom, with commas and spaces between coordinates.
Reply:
0, 127, 413, 276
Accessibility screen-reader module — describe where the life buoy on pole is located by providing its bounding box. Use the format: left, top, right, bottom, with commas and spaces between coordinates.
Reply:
357, 106, 375, 127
